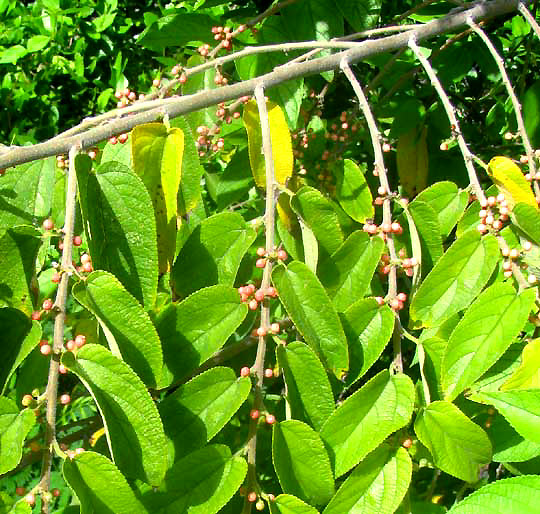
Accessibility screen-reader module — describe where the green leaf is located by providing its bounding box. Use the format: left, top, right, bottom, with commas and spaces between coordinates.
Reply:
139, 445, 247, 514
76, 159, 158, 308
414, 400, 492, 483
272, 420, 334, 507
513, 202, 540, 246
409, 232, 499, 328
101, 138, 132, 168
63, 451, 148, 514
137, 13, 216, 51
0, 45, 27, 64
334, 0, 381, 32
334, 160, 374, 223
272, 262, 348, 377
159, 367, 251, 463
501, 338, 540, 390
155, 285, 247, 387
323, 444, 412, 514
340, 299, 395, 386
413, 182, 469, 239
408, 200, 443, 269
291, 187, 343, 262
0, 398, 35, 474
0, 227, 42, 316
470, 390, 540, 444
171, 212, 256, 299
524, 80, 540, 148
62, 345, 167, 486
447, 475, 540, 513
131, 122, 184, 273
277, 342, 334, 431
441, 284, 535, 401
172, 117, 203, 215
72, 271, 163, 388
318, 232, 384, 312
26, 35, 50, 52
269, 495, 319, 514
216, 149, 254, 210
320, 370, 414, 477
0, 308, 41, 394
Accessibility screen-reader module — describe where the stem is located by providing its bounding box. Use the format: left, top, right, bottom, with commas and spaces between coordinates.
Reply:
242, 84, 277, 514
467, 17, 537, 180
519, 1, 540, 40
39, 144, 80, 513
341, 59, 403, 372
408, 36, 486, 204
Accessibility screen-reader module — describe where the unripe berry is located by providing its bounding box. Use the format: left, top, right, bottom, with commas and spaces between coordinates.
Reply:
375, 296, 385, 306
52, 488, 61, 498
247, 491, 257, 502
509, 248, 520, 259
31, 311, 41, 320
22, 394, 33, 407
52, 271, 61, 283
523, 241, 533, 251
42, 298, 53, 311
250, 409, 259, 420
528, 274, 537, 285
266, 414, 276, 424
256, 327, 267, 337
255, 258, 267, 268
59, 364, 68, 374
40, 344, 52, 356
397, 292, 407, 303
402, 437, 413, 448
266, 286, 277, 297
240, 366, 251, 377
246, 284, 256, 295
24, 493, 35, 506
109, 136, 118, 145
277, 249, 287, 261
60, 394, 71, 405
440, 141, 449, 151
82, 261, 93, 272
270, 322, 280, 334
73, 235, 82, 246
264, 368, 273, 378
254, 289, 265, 302
42, 218, 54, 231
382, 142, 391, 152
391, 222, 402, 234
503, 270, 513, 278
256, 499, 265, 511
75, 334, 86, 348
152, 78, 161, 88
248, 299, 258, 310
65, 340, 76, 351
81, 253, 92, 264
256, 247, 266, 257
118, 133, 128, 144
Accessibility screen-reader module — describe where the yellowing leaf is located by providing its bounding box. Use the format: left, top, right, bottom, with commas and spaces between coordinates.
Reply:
501, 338, 540, 390
243, 99, 293, 188
487, 156, 537, 210
131, 123, 184, 273
397, 125, 428, 197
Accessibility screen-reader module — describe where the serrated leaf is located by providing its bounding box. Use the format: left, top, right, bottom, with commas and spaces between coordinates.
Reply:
171, 212, 256, 299
414, 182, 469, 239
62, 345, 167, 486
272, 262, 348, 377
76, 159, 158, 308
488, 156, 537, 210
0, 227, 42, 316
470, 390, 540, 444
335, 159, 374, 222
159, 367, 250, 463
63, 451, 148, 514
243, 99, 293, 188
323, 444, 412, 514
441, 284, 535, 401
139, 445, 247, 514
319, 232, 384, 312
0, 308, 41, 394
155, 285, 247, 387
409, 231, 499, 328
291, 187, 343, 261
277, 342, 334, 431
0, 398, 35, 474
447, 475, 540, 513
72, 271, 163, 388
320, 370, 414, 477
501, 338, 540, 390
397, 125, 428, 197
414, 401, 492, 483
340, 299, 395, 386
101, 137, 132, 167
131, 122, 184, 272
269, 494, 319, 514
273, 420, 334, 506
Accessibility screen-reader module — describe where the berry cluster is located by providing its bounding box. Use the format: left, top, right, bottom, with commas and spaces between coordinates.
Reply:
114, 87, 138, 108
255, 246, 287, 269
476, 194, 509, 234
238, 283, 279, 312
501, 241, 536, 282
379, 251, 418, 278
65, 334, 87, 352
362, 219, 403, 238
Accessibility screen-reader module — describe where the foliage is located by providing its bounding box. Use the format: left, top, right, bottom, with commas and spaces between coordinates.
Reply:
2, 1, 540, 513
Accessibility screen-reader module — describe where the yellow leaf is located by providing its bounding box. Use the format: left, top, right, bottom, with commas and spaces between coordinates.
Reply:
501, 338, 540, 390
131, 123, 184, 273
397, 125, 429, 197
487, 156, 537, 210
243, 99, 293, 189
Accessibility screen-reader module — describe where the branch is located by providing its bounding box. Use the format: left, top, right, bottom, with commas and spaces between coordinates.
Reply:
0, 0, 525, 169
519, 1, 540, 39
39, 144, 80, 513
243, 84, 277, 513
408, 36, 486, 204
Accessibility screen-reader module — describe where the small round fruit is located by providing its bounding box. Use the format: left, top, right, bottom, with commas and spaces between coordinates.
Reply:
240, 366, 251, 377
264, 368, 273, 378
250, 409, 260, 420
247, 492, 257, 503
22, 394, 33, 407
75, 334, 86, 348
60, 394, 71, 405
42, 299, 53, 311
24, 493, 35, 506
73, 235, 82, 246
40, 344, 52, 356
42, 218, 54, 231
266, 414, 276, 424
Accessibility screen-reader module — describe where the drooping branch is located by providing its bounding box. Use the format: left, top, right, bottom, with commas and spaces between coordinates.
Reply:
519, 1, 540, 39
467, 17, 537, 180
408, 36, 486, 204
0, 0, 526, 170
40, 143, 81, 513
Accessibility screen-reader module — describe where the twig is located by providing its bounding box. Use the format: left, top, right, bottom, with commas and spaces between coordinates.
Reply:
408, 36, 486, 204
519, 1, 540, 40
39, 144, 80, 513
0, 0, 525, 169
242, 84, 277, 514
340, 59, 403, 373
467, 17, 537, 179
